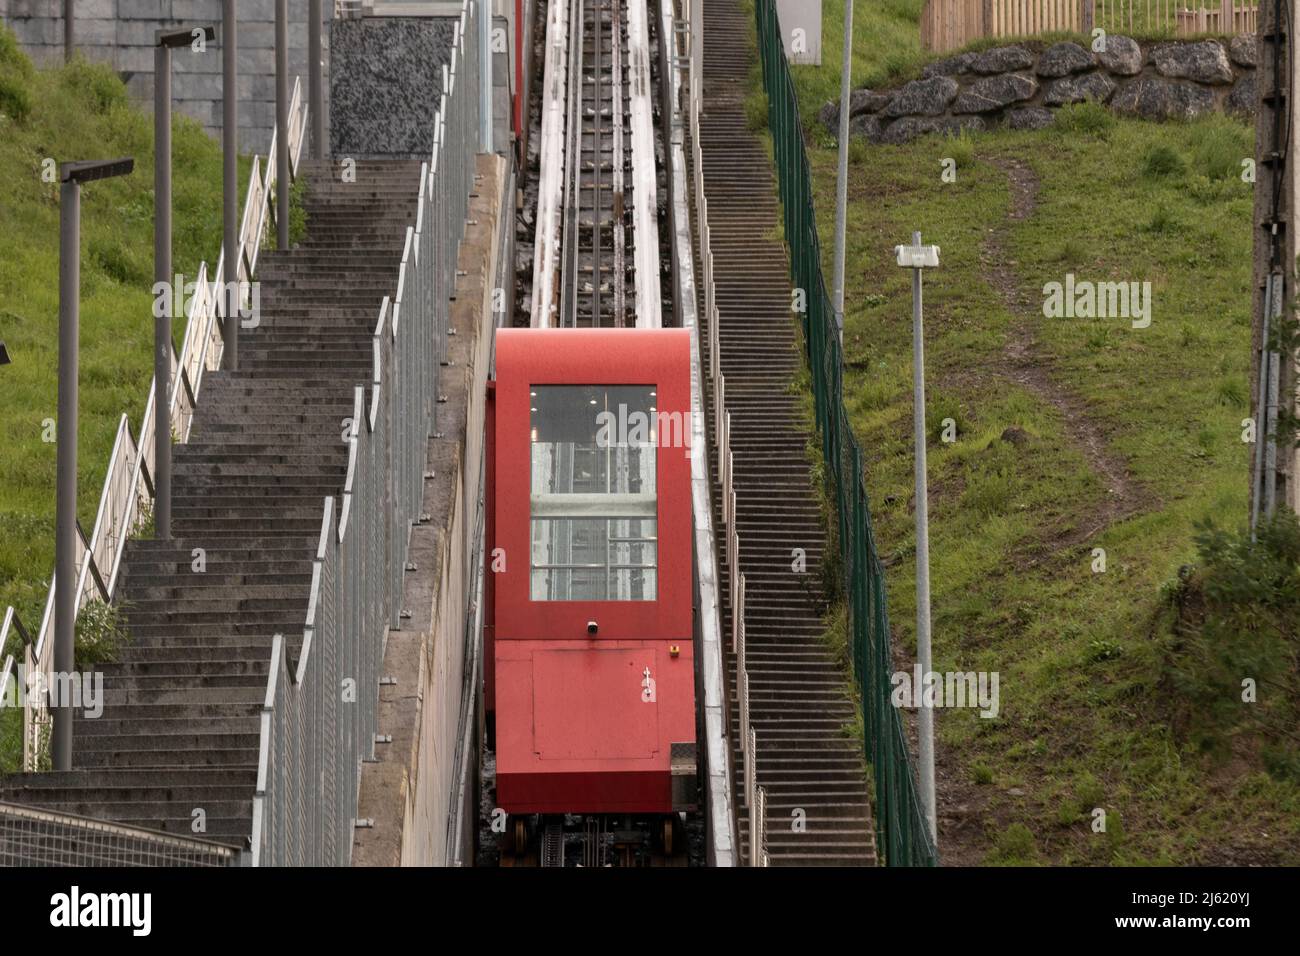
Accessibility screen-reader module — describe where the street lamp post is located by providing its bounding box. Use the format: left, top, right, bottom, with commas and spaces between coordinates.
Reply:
275, 0, 290, 251
895, 231, 940, 848
155, 27, 216, 542
831, 0, 854, 349
310, 0, 325, 158
55, 158, 135, 772
222, 1, 239, 371
64, 0, 74, 63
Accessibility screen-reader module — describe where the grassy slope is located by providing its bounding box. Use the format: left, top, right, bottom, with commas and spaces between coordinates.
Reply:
0, 28, 239, 767
778, 12, 1299, 862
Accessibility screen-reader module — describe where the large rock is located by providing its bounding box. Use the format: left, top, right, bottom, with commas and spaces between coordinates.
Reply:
848, 113, 884, 143
953, 73, 1038, 113
1007, 107, 1055, 131
970, 45, 1035, 74
882, 75, 960, 117
879, 115, 985, 145
820, 89, 893, 134
1111, 77, 1215, 120
1043, 71, 1116, 106
923, 51, 977, 77
1097, 35, 1143, 76
1037, 42, 1094, 77
1226, 73, 1257, 117
1150, 40, 1234, 85
1228, 35, 1257, 69
851, 89, 894, 115
818, 100, 839, 131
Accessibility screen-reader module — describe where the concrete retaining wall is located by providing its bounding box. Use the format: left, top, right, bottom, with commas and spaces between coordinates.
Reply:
352, 152, 506, 867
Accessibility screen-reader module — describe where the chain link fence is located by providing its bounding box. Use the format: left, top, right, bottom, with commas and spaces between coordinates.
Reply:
250, 0, 480, 867
754, 0, 938, 867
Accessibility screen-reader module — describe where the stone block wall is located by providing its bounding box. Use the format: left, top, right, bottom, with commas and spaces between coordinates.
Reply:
821, 37, 1258, 146
2, 2, 331, 153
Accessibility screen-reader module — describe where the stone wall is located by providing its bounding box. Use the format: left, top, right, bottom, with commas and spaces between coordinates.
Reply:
820, 37, 1258, 146
2, 1, 329, 153
328, 15, 456, 158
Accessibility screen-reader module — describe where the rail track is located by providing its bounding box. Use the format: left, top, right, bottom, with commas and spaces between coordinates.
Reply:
531, 0, 660, 329
484, 0, 695, 868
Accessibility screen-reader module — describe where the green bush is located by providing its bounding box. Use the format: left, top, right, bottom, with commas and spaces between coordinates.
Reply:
0, 25, 33, 124
1191, 119, 1250, 182
60, 57, 127, 115
1161, 511, 1300, 773
946, 129, 976, 169
73, 599, 131, 668
744, 89, 768, 131
1055, 101, 1115, 137
0, 74, 32, 123
986, 822, 1040, 865
1140, 144, 1187, 179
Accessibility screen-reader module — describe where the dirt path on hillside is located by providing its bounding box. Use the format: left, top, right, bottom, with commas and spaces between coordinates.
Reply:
928, 159, 1158, 865
980, 157, 1153, 557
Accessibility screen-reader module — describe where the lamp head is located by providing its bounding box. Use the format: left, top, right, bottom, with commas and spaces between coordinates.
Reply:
157, 26, 215, 47
60, 158, 135, 184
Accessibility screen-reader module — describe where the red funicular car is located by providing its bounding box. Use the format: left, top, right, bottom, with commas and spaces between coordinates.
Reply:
487, 328, 697, 835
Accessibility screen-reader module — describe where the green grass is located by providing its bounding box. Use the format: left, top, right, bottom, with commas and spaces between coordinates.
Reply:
772, 9, 1300, 864
0, 28, 244, 765
788, 0, 928, 121
806, 110, 1299, 864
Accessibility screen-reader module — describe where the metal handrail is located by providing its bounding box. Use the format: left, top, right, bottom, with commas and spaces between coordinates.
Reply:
676, 0, 757, 864
11, 73, 310, 772
0, 799, 241, 866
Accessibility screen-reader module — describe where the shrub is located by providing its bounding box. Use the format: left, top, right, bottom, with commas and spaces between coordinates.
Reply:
946, 129, 976, 169
1055, 101, 1114, 136
1161, 511, 1300, 772
987, 822, 1040, 864
744, 90, 768, 131
0, 25, 33, 124
1140, 144, 1186, 179
1190, 119, 1250, 182
74, 600, 131, 668
60, 57, 127, 115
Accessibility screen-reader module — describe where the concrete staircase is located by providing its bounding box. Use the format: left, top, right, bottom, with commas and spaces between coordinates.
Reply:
0, 159, 423, 851
698, 0, 877, 865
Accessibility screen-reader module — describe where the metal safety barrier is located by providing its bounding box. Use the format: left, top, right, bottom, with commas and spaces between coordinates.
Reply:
249, 0, 480, 866
0, 78, 310, 772
0, 800, 240, 867
753, 0, 937, 866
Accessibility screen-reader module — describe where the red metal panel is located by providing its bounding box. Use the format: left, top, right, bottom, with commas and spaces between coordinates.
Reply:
495, 639, 695, 814
533, 648, 659, 759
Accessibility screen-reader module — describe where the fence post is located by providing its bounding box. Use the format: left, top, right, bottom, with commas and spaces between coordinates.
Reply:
1080, 0, 1094, 34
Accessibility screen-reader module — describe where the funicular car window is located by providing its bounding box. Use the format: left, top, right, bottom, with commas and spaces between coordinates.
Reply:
529, 385, 658, 600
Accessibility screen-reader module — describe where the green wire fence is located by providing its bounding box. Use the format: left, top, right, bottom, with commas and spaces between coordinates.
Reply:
753, 0, 938, 867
